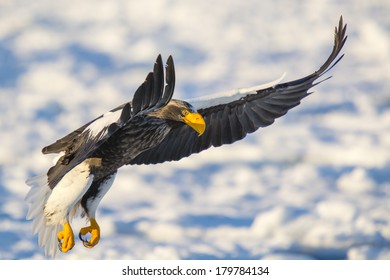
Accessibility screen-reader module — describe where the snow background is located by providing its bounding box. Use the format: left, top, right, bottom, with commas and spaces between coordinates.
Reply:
1, 0, 390, 260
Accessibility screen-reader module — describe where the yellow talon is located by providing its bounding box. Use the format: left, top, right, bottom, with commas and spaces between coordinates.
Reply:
79, 218, 100, 248
57, 222, 75, 253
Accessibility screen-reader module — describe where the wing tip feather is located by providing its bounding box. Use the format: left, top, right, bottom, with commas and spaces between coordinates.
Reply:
132, 55, 176, 114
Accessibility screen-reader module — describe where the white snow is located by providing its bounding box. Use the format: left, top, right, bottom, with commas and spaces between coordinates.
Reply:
337, 168, 376, 194
0, 0, 389, 260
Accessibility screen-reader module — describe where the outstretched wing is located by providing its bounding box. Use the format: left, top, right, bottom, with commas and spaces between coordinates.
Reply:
130, 16, 347, 165
45, 103, 131, 188
41, 103, 127, 155
42, 55, 175, 155
45, 55, 175, 188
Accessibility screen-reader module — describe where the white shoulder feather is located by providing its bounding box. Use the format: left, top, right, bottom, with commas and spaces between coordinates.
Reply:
188, 73, 286, 109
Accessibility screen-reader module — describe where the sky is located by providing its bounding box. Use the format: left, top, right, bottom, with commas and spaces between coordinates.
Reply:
0, 0, 390, 259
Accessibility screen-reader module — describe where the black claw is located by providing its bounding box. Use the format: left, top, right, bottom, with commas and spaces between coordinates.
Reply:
58, 241, 63, 252
82, 241, 92, 248
78, 232, 84, 242
57, 237, 62, 251
79, 232, 92, 247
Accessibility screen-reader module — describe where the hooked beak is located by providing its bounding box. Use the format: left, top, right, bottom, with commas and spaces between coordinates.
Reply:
183, 112, 206, 136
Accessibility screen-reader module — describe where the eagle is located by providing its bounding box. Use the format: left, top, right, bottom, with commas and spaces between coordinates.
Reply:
26, 17, 347, 258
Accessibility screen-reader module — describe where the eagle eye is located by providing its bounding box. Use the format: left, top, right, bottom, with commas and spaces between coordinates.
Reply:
181, 109, 190, 116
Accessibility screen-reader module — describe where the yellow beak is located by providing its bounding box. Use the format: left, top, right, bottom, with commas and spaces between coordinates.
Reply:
183, 112, 206, 136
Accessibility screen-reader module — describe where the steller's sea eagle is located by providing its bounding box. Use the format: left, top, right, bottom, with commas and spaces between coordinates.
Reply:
26, 16, 347, 258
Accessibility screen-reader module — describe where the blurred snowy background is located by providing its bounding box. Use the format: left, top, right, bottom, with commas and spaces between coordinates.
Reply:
1, 0, 390, 260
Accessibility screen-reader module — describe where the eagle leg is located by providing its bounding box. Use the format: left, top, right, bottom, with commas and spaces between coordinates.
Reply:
57, 222, 75, 252
79, 218, 100, 248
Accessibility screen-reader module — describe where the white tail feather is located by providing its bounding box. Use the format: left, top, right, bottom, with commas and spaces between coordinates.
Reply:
25, 174, 60, 258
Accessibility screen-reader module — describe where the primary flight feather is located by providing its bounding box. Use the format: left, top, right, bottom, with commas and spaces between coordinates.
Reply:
26, 16, 347, 258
